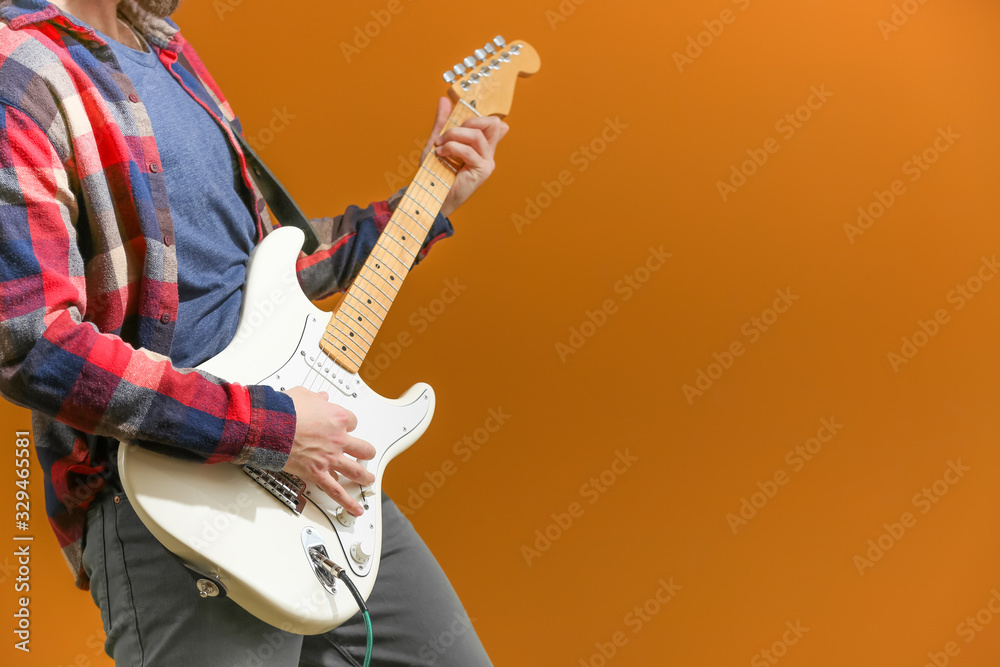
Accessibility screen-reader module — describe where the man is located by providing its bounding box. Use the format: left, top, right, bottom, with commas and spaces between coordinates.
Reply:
0, 0, 506, 664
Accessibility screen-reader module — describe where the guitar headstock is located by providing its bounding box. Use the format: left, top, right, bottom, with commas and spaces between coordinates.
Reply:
442, 36, 540, 118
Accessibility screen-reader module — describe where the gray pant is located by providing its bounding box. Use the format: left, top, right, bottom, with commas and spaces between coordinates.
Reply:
82, 487, 492, 667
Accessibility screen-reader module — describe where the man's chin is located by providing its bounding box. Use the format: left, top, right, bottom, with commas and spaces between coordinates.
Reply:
133, 0, 182, 18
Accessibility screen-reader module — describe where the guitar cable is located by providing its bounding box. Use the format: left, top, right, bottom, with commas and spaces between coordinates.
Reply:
311, 551, 374, 667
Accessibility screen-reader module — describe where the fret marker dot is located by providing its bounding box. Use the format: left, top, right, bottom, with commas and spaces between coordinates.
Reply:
341, 346, 346, 351
350, 332, 354, 337
357, 316, 362, 321
367, 299, 372, 304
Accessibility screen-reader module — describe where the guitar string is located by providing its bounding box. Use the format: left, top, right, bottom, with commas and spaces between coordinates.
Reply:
315, 103, 474, 373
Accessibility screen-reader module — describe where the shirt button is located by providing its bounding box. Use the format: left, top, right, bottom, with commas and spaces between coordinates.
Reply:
163, 234, 173, 247
159, 312, 170, 325
149, 162, 160, 173
128, 93, 139, 103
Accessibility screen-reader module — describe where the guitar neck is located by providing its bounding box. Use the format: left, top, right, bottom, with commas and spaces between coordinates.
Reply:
319, 101, 480, 373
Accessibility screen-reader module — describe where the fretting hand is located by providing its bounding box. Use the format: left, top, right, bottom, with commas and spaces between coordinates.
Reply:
420, 96, 510, 218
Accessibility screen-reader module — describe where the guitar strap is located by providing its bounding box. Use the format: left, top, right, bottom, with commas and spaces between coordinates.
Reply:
232, 130, 322, 255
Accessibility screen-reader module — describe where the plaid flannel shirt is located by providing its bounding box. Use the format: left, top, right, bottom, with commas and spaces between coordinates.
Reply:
0, 0, 452, 587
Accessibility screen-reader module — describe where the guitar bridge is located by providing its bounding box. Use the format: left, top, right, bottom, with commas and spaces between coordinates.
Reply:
243, 466, 307, 515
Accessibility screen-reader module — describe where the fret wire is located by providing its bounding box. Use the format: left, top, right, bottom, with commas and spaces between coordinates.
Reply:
374, 244, 411, 272
358, 269, 396, 305
339, 296, 384, 330
459, 99, 482, 117
384, 231, 418, 261
395, 204, 430, 232
325, 325, 372, 354
351, 282, 392, 306
420, 164, 454, 185
357, 273, 396, 301
325, 323, 365, 365
373, 239, 411, 268
351, 284, 389, 316
364, 253, 405, 284
412, 178, 444, 205
390, 202, 430, 232
335, 307, 379, 340
404, 192, 437, 219
435, 156, 458, 173
328, 311, 375, 345
323, 330, 372, 354
346, 291, 387, 322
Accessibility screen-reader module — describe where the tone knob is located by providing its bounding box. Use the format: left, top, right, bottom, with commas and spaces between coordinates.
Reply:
335, 506, 356, 527
351, 540, 374, 564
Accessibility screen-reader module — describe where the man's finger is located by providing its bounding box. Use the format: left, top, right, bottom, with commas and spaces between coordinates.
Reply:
459, 116, 509, 147
330, 454, 376, 486
437, 140, 492, 173
316, 472, 364, 516
342, 434, 376, 461
421, 96, 453, 162
434, 126, 491, 159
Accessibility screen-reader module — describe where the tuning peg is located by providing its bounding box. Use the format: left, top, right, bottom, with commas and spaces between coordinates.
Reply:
463, 56, 476, 68
493, 35, 505, 47
453, 63, 466, 76
474, 48, 487, 61
483, 42, 495, 55
443, 71, 456, 83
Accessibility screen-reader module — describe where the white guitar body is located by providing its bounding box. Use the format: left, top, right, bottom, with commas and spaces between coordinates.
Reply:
118, 226, 434, 635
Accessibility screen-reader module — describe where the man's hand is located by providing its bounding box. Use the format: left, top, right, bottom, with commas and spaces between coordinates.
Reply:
420, 96, 510, 218
282, 387, 375, 516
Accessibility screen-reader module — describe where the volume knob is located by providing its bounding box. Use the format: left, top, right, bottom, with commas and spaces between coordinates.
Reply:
335, 506, 356, 527
351, 540, 374, 564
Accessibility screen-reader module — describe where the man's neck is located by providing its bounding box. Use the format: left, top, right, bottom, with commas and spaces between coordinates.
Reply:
47, 0, 133, 46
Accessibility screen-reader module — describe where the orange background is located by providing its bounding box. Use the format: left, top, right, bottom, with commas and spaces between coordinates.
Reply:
5, 0, 1000, 665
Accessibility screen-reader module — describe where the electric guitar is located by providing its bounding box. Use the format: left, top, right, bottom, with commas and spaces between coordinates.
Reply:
117, 36, 539, 635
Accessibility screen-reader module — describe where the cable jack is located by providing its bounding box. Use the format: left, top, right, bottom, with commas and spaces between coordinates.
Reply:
309, 549, 374, 667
